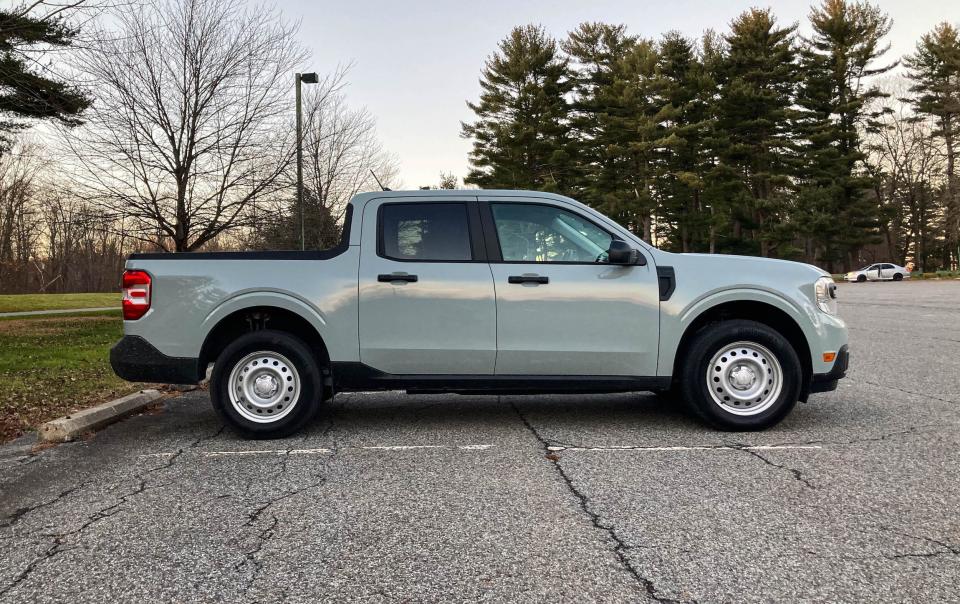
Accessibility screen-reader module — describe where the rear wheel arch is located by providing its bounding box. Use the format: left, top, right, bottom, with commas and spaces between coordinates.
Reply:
199, 306, 331, 381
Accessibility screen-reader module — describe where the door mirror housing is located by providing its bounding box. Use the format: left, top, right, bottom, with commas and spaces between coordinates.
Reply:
607, 240, 645, 265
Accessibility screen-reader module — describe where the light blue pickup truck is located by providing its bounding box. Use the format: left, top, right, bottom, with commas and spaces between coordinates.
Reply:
111, 190, 848, 438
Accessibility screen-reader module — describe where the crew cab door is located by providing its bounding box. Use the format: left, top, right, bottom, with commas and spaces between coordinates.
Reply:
358, 197, 496, 374
480, 198, 660, 376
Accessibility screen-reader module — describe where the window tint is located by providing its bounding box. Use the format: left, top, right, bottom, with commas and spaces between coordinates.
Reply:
882, 264, 895, 269
380, 203, 472, 262
491, 203, 613, 263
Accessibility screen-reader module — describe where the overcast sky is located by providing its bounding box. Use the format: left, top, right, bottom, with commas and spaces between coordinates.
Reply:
287, 0, 960, 189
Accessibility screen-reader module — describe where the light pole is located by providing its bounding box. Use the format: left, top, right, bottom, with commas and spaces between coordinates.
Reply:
295, 72, 319, 250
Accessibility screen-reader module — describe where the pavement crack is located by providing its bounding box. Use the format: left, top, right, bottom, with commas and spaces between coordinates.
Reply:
511, 401, 690, 604
0, 479, 93, 529
0, 479, 159, 597
879, 526, 960, 560
736, 446, 816, 489
850, 379, 960, 406
234, 473, 329, 596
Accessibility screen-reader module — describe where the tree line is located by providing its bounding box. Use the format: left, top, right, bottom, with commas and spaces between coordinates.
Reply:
461, 0, 960, 272
0, 0, 398, 293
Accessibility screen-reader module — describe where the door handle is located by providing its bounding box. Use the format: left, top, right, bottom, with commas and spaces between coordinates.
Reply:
508, 275, 549, 284
378, 273, 418, 283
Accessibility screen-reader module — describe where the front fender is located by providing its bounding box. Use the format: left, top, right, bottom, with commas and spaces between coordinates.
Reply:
658, 286, 819, 376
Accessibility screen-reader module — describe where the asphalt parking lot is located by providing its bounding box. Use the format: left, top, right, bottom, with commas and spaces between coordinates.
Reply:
1, 281, 958, 603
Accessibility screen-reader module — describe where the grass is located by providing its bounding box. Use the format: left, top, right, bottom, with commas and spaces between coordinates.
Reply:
0, 292, 119, 313
0, 311, 146, 442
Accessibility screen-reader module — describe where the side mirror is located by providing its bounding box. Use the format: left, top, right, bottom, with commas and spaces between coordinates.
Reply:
607, 240, 645, 266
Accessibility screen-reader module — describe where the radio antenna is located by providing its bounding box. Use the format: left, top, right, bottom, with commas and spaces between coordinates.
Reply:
370, 170, 390, 191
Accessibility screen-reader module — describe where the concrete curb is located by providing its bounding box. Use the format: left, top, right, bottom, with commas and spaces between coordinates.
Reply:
39, 389, 163, 443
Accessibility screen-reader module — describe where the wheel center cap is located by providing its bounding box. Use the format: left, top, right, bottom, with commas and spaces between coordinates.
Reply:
253, 374, 278, 398
729, 366, 756, 390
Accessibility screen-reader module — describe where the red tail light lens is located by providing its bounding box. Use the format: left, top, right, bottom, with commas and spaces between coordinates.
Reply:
122, 270, 151, 320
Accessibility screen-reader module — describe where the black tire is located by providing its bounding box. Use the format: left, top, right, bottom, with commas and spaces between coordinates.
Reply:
856, 274, 866, 282
210, 330, 323, 439
679, 320, 802, 431
893, 273, 903, 281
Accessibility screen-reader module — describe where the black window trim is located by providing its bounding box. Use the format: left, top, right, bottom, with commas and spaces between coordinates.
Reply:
376, 200, 488, 264
478, 200, 632, 266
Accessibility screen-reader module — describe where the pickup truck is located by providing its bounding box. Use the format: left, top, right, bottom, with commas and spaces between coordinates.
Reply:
111, 190, 848, 438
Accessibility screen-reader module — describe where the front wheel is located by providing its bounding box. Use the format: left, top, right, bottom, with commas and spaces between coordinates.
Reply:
679, 320, 802, 431
211, 330, 324, 439
856, 274, 866, 282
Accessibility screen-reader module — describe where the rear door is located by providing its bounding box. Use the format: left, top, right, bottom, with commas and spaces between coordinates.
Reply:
358, 197, 496, 374
880, 263, 897, 279
481, 198, 660, 377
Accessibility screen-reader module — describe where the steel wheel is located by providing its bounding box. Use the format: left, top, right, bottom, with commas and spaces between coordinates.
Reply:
706, 341, 783, 416
228, 350, 301, 423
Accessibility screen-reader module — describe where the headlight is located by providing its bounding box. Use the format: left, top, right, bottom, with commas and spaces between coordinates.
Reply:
815, 276, 838, 314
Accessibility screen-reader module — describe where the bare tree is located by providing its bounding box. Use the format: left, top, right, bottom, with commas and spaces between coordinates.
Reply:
866, 93, 946, 271
65, 0, 306, 251
0, 139, 44, 290
249, 70, 398, 250
300, 69, 399, 222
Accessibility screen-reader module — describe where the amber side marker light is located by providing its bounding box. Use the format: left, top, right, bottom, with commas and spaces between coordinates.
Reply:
822, 352, 837, 363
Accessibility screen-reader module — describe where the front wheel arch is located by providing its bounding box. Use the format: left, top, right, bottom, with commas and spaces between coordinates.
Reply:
671, 300, 811, 396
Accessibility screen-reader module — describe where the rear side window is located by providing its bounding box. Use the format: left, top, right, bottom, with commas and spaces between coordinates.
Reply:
882, 264, 895, 269
379, 203, 472, 262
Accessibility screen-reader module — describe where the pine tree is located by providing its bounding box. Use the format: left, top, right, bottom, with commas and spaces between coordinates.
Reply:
905, 23, 960, 269
563, 23, 647, 232
713, 8, 800, 257
0, 5, 91, 151
795, 0, 894, 271
654, 32, 718, 253
462, 25, 573, 192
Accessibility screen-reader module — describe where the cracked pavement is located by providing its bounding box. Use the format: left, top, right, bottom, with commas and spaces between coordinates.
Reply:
1, 281, 959, 602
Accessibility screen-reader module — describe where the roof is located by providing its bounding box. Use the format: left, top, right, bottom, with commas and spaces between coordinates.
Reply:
349, 189, 579, 204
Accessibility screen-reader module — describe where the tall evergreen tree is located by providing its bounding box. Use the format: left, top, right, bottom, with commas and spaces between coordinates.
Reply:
655, 32, 718, 252
905, 23, 960, 269
0, 4, 91, 152
563, 23, 646, 231
713, 8, 800, 257
795, 0, 894, 271
462, 25, 573, 192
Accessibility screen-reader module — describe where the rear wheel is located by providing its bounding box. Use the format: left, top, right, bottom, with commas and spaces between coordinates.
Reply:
679, 320, 802, 431
893, 272, 903, 281
211, 330, 323, 439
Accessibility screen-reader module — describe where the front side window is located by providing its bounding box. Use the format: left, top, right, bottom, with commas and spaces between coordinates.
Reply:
490, 203, 613, 263
379, 203, 472, 262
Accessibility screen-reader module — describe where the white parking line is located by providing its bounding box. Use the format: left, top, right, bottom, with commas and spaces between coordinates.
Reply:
546, 444, 822, 452
137, 444, 495, 459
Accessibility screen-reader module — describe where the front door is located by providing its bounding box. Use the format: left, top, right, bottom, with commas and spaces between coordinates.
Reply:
482, 199, 660, 377
358, 197, 496, 375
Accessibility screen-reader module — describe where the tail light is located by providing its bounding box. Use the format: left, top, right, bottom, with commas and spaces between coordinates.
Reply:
122, 270, 151, 320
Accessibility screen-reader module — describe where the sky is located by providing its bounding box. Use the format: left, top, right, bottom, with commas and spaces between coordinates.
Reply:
288, 0, 960, 189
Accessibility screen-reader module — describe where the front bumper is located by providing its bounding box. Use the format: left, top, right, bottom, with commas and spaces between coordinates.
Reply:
809, 344, 849, 394
110, 335, 201, 384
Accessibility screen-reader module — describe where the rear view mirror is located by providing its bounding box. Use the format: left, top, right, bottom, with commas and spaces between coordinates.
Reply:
607, 240, 645, 266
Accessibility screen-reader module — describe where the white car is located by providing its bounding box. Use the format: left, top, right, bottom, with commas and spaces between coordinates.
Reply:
844, 263, 911, 282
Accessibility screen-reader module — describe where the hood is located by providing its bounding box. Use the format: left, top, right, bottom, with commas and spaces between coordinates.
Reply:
647, 250, 830, 292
